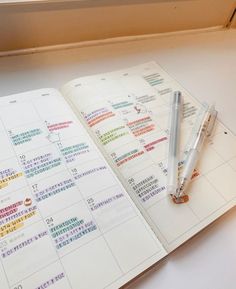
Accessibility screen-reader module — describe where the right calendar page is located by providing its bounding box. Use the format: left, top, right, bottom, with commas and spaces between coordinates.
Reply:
62, 61, 236, 252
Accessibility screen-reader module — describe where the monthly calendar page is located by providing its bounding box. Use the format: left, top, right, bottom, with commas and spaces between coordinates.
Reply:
62, 62, 236, 252
0, 89, 166, 289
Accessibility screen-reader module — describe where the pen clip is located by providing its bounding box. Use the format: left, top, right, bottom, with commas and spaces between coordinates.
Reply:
185, 102, 209, 152
206, 106, 218, 137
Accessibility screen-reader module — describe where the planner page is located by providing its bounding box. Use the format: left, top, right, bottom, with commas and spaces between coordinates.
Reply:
0, 88, 167, 289
62, 62, 236, 252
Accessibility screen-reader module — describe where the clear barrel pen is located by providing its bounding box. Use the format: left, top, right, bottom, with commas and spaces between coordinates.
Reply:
167, 91, 182, 197
173, 105, 218, 203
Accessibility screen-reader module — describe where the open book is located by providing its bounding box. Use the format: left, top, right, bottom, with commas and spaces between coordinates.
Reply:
1, 62, 236, 289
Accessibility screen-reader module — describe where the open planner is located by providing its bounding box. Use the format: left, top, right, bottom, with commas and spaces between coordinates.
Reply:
1, 62, 236, 289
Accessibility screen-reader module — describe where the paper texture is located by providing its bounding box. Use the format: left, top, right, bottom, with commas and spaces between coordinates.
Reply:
62, 61, 236, 252
0, 88, 166, 289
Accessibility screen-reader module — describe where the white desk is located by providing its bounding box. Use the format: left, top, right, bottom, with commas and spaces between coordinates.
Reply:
1, 28, 236, 289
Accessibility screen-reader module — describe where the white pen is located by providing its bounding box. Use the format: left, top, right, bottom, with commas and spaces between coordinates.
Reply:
167, 91, 182, 197
173, 105, 218, 204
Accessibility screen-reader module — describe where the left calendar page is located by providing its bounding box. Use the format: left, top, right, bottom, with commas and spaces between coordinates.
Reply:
0, 88, 166, 289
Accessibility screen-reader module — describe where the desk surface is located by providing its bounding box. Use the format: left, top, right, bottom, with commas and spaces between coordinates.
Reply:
1, 28, 236, 289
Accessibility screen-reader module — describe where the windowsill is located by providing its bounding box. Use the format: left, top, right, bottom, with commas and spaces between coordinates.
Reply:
0, 0, 235, 52
0, 0, 181, 7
